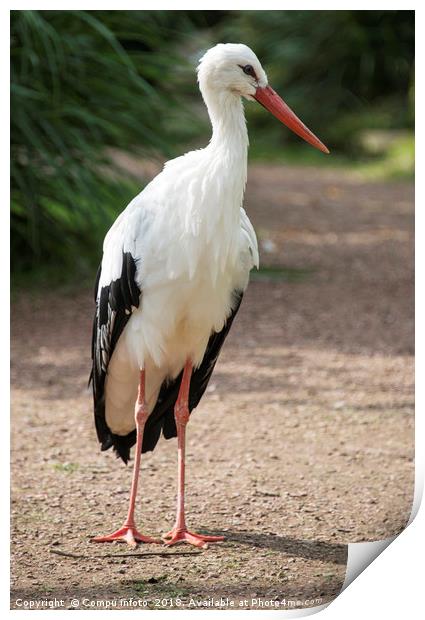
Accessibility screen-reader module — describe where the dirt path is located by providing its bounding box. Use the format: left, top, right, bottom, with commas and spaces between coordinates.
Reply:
11, 165, 414, 610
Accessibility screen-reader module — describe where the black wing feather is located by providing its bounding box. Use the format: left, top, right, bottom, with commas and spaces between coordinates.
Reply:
90, 252, 141, 458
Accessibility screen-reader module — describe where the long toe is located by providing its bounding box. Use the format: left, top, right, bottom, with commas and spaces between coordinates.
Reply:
91, 525, 161, 548
91, 526, 129, 543
163, 528, 225, 549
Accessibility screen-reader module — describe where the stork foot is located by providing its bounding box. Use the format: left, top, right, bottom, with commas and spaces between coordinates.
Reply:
91, 525, 161, 548
162, 528, 225, 549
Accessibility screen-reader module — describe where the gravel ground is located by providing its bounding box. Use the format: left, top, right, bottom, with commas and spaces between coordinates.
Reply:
11, 164, 414, 611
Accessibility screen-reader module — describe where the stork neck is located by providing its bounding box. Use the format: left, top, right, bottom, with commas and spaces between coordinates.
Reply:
205, 90, 248, 159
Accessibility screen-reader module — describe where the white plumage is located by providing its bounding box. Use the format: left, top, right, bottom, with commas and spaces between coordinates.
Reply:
99, 44, 261, 436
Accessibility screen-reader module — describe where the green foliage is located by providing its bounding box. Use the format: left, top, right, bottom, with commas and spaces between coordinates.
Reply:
11, 10, 201, 276
357, 131, 414, 180
217, 10, 414, 150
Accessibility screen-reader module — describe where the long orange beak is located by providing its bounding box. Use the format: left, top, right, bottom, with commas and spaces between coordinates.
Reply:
255, 85, 330, 154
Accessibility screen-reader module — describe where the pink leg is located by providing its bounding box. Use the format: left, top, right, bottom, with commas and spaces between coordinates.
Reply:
162, 360, 225, 549
91, 370, 161, 548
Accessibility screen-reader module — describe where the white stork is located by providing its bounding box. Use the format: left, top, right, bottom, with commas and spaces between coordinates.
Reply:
90, 43, 328, 549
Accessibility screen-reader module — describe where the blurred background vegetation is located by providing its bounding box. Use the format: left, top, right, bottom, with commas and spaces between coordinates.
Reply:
11, 10, 414, 284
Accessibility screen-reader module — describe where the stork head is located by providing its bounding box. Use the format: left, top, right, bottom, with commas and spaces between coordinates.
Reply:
198, 43, 267, 99
197, 43, 329, 154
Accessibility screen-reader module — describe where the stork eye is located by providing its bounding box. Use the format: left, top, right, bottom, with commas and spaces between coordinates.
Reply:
240, 64, 256, 78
